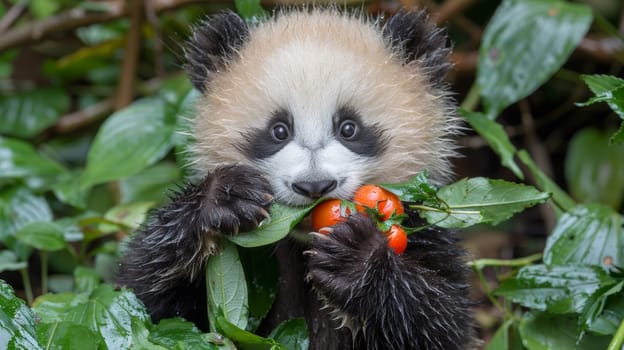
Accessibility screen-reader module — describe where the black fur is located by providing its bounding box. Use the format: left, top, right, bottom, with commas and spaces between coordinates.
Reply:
333, 107, 387, 157
184, 11, 249, 91
241, 109, 293, 160
116, 165, 272, 326
382, 9, 453, 86
306, 214, 473, 349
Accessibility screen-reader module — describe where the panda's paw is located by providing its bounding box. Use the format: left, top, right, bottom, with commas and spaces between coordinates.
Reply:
200, 164, 273, 235
305, 214, 392, 306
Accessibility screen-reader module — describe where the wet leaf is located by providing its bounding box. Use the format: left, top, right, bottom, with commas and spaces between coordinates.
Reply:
206, 240, 248, 332
543, 204, 623, 267
478, 0, 592, 117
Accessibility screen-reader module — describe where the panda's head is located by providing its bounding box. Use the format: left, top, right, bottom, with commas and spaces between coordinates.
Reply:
186, 9, 459, 205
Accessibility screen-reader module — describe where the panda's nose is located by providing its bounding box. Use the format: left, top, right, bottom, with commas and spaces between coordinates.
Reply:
292, 180, 337, 199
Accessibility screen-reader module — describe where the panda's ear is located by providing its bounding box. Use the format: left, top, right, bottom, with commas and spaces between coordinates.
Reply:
382, 9, 452, 86
185, 10, 249, 92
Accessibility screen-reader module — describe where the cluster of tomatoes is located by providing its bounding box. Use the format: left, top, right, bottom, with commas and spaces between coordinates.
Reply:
310, 185, 408, 255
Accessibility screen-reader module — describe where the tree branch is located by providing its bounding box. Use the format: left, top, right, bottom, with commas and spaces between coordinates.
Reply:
0, 0, 209, 52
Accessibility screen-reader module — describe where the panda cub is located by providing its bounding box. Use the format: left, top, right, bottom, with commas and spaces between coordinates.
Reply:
117, 8, 474, 350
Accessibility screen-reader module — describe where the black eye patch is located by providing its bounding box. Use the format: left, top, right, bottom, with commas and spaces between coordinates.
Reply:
333, 107, 386, 157
240, 109, 293, 160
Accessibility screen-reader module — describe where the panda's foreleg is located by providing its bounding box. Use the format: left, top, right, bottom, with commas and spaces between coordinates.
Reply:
305, 213, 474, 350
115, 164, 273, 327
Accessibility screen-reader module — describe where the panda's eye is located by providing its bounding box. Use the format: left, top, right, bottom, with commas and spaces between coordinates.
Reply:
339, 120, 358, 139
272, 122, 290, 141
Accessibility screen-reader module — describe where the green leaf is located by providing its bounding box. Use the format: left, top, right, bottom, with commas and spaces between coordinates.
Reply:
421, 178, 549, 228
380, 171, 439, 203
215, 313, 281, 350
0, 137, 67, 190
461, 110, 522, 178
0, 88, 70, 138
149, 318, 219, 350
578, 75, 624, 144
235, 0, 268, 21
37, 322, 100, 350
239, 246, 278, 332
119, 162, 181, 204
30, 0, 61, 18
477, 0, 592, 117
543, 204, 623, 267
495, 264, 615, 314
34, 284, 150, 349
587, 291, 624, 335
0, 188, 52, 244
565, 128, 624, 209
81, 97, 176, 188
0, 250, 27, 272
15, 221, 66, 252
228, 202, 317, 247
0, 280, 42, 350
578, 281, 624, 336
206, 240, 248, 332
104, 201, 155, 230
269, 318, 309, 350
484, 319, 524, 350
74, 267, 100, 294
518, 311, 610, 350
32, 292, 89, 324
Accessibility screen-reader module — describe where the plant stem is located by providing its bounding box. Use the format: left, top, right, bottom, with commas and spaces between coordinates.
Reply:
607, 317, 624, 350
468, 253, 543, 270
471, 264, 513, 319
40, 251, 48, 295
460, 82, 481, 112
19, 268, 33, 305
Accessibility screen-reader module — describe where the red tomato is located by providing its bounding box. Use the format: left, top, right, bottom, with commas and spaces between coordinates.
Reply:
353, 185, 404, 221
386, 225, 408, 255
310, 199, 351, 234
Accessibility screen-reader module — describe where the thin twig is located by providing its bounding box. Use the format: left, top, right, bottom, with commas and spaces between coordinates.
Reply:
115, 0, 144, 109
0, 0, 208, 52
518, 99, 557, 232
0, 0, 28, 34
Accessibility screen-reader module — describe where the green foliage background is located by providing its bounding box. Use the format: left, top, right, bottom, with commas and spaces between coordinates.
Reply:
0, 0, 623, 349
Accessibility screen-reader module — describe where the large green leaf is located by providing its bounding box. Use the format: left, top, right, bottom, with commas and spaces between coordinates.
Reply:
0, 280, 42, 350
0, 137, 67, 190
578, 75, 624, 144
484, 319, 524, 350
564, 128, 624, 209
478, 0, 592, 117
421, 178, 549, 228
80, 97, 176, 188
206, 240, 248, 332
0, 250, 27, 272
461, 110, 522, 178
228, 202, 317, 247
239, 246, 278, 332
215, 313, 282, 350
0, 187, 52, 244
34, 285, 150, 349
495, 265, 615, 314
578, 281, 624, 336
148, 318, 220, 350
36, 322, 100, 350
15, 221, 66, 252
119, 162, 181, 205
519, 311, 610, 350
269, 318, 309, 350
0, 88, 69, 138
543, 204, 623, 267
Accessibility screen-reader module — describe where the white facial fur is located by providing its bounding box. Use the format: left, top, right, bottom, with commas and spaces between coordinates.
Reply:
191, 10, 459, 205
